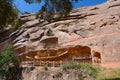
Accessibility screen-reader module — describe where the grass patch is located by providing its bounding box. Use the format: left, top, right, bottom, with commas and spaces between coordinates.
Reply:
96, 69, 120, 80
104, 78, 120, 80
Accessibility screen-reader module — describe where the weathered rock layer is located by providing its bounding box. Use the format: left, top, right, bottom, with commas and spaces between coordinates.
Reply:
1, 0, 120, 69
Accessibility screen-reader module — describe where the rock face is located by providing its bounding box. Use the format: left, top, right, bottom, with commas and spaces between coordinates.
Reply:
1, 0, 120, 69
22, 67, 88, 80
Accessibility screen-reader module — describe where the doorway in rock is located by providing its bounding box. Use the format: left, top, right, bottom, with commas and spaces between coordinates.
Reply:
93, 52, 101, 64
70, 46, 92, 63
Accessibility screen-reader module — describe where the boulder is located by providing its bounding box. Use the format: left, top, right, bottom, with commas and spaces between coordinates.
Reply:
30, 30, 44, 40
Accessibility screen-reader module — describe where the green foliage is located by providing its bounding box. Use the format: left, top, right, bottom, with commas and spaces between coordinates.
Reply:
22, 12, 30, 14
43, 65, 49, 71
96, 69, 120, 80
0, 44, 21, 80
13, 18, 23, 30
78, 63, 99, 79
61, 61, 79, 70
26, 0, 79, 22
46, 29, 54, 36
0, 0, 18, 32
24, 0, 41, 4
61, 61, 99, 80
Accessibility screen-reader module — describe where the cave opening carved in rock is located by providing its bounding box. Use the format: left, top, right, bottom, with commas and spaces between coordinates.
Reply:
93, 52, 101, 64
70, 46, 92, 63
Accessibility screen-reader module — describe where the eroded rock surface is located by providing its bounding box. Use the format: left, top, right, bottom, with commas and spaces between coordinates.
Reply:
1, 0, 120, 69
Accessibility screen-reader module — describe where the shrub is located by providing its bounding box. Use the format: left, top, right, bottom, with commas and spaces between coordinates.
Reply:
60, 61, 99, 80
0, 44, 22, 80
60, 61, 79, 71
78, 63, 99, 79
0, 0, 18, 32
13, 18, 23, 30
44, 65, 49, 71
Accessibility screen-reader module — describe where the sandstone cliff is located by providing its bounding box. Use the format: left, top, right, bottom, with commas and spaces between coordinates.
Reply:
1, 0, 120, 69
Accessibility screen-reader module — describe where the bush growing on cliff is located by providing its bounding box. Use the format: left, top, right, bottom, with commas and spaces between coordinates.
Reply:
60, 61, 79, 70
61, 61, 99, 80
0, 44, 22, 80
78, 63, 99, 80
25, 0, 79, 22
0, 0, 18, 32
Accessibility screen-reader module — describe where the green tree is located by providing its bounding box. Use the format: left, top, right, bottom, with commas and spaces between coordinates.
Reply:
0, 0, 18, 32
25, 0, 78, 22
0, 44, 22, 80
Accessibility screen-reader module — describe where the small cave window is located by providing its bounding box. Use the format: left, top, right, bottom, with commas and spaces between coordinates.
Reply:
93, 52, 101, 63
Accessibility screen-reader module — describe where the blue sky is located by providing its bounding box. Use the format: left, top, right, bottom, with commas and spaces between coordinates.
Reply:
14, 0, 107, 13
